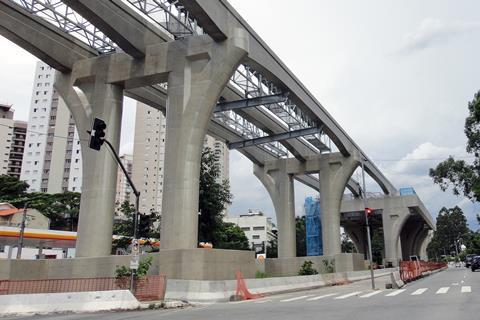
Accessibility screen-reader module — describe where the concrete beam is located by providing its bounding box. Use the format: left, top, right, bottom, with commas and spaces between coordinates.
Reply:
0, 0, 96, 72
178, 0, 228, 41
63, 0, 171, 58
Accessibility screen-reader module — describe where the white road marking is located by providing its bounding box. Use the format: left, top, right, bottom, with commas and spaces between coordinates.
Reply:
229, 299, 253, 304
306, 293, 338, 301
452, 282, 459, 286
334, 291, 363, 299
411, 288, 428, 295
461, 286, 472, 293
360, 290, 383, 298
280, 295, 312, 302
385, 289, 406, 297
255, 299, 271, 304
436, 287, 450, 294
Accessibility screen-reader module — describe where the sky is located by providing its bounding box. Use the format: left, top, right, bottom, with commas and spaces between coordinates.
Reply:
0, 0, 479, 230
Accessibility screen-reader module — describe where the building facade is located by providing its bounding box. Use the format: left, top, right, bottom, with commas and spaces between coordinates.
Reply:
8, 121, 27, 179
224, 210, 277, 255
20, 61, 83, 193
131, 102, 230, 215
0, 104, 27, 179
115, 154, 133, 210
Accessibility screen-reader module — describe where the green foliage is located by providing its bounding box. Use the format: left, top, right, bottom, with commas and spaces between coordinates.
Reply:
198, 148, 243, 250
430, 90, 480, 202
114, 256, 153, 279
0, 175, 29, 199
296, 216, 306, 257
216, 222, 250, 250
341, 233, 357, 253
427, 206, 470, 258
112, 201, 161, 252
1, 189, 81, 231
266, 239, 278, 258
298, 260, 318, 275
371, 228, 384, 265
322, 259, 335, 274
255, 271, 268, 278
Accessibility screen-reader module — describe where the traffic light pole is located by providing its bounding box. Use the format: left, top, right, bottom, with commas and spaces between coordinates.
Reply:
102, 139, 140, 292
361, 159, 376, 290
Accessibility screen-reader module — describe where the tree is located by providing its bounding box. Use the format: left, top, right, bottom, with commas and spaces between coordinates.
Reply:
430, 90, 480, 202
0, 175, 29, 199
198, 147, 233, 245
341, 233, 356, 253
296, 216, 306, 257
215, 222, 250, 250
112, 201, 161, 252
266, 238, 278, 258
427, 206, 470, 258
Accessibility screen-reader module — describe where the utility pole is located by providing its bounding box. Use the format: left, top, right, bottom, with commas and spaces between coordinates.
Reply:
16, 203, 28, 259
361, 159, 376, 290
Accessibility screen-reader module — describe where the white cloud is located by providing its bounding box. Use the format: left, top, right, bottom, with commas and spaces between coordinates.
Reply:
398, 18, 480, 54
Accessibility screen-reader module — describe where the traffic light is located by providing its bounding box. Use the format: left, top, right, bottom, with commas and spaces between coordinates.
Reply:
365, 207, 374, 217
89, 118, 106, 151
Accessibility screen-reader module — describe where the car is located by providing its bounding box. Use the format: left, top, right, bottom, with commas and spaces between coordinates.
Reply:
471, 256, 480, 272
466, 254, 476, 268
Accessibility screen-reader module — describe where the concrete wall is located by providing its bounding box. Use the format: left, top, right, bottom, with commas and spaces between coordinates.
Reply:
265, 253, 365, 277
0, 249, 256, 281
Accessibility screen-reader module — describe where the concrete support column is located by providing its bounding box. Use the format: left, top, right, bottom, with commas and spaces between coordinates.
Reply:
55, 73, 123, 257
344, 226, 367, 256
318, 153, 359, 256
382, 207, 410, 266
401, 223, 424, 260
160, 33, 248, 250
413, 229, 429, 258
419, 230, 433, 260
254, 163, 296, 258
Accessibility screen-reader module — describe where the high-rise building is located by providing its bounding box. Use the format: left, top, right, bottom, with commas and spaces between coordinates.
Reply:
8, 121, 27, 179
0, 104, 15, 176
115, 154, 133, 210
131, 103, 166, 215
131, 102, 230, 215
20, 61, 83, 193
0, 104, 27, 179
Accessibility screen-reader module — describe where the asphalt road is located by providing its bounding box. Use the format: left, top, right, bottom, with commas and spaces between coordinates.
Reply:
6, 266, 479, 320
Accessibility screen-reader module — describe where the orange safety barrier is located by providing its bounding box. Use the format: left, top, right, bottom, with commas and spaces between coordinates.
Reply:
0, 275, 166, 301
399, 261, 447, 282
235, 271, 264, 300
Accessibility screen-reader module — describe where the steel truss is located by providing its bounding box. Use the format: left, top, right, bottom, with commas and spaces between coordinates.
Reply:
9, 0, 331, 157
13, 0, 116, 53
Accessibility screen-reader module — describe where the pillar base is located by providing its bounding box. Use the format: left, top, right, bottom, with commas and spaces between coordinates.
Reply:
0, 249, 256, 281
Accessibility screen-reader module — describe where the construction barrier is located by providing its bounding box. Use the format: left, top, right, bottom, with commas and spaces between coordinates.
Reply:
399, 261, 447, 282
235, 271, 264, 300
0, 275, 166, 301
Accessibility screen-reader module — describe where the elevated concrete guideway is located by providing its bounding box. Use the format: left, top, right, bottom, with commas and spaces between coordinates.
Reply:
0, 0, 434, 272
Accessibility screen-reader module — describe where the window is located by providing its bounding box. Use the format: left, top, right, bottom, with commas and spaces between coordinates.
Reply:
252, 235, 260, 239
253, 226, 265, 231
241, 227, 250, 231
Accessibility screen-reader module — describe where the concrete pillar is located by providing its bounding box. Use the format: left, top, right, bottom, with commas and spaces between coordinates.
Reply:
401, 223, 424, 260
318, 153, 360, 256
344, 226, 367, 256
160, 32, 248, 250
419, 230, 433, 260
382, 206, 410, 266
55, 73, 123, 257
254, 163, 296, 258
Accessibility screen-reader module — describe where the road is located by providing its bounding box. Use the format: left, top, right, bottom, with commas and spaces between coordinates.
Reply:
6, 267, 478, 320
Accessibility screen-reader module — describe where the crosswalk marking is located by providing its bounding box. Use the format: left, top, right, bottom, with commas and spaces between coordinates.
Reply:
385, 289, 406, 297
334, 291, 362, 299
280, 295, 311, 302
461, 286, 471, 293
360, 290, 383, 298
306, 293, 338, 301
436, 287, 450, 294
411, 288, 428, 295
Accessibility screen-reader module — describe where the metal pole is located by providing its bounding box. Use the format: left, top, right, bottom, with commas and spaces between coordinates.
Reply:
16, 203, 28, 259
361, 159, 375, 290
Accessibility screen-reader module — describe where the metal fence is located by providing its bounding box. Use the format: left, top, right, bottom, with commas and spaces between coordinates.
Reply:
0, 275, 166, 301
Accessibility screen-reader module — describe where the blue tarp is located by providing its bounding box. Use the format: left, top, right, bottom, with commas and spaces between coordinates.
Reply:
399, 187, 416, 195
304, 197, 322, 256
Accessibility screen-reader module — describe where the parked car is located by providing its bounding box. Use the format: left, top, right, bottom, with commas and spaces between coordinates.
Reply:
466, 254, 476, 268
471, 256, 480, 272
